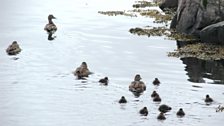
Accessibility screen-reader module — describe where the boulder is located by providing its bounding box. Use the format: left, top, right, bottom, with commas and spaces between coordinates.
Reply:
200, 21, 224, 45
173, 0, 224, 36
159, 0, 178, 10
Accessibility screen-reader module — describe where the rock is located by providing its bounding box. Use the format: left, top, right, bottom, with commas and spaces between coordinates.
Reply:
159, 0, 178, 10
173, 0, 224, 36
200, 21, 224, 45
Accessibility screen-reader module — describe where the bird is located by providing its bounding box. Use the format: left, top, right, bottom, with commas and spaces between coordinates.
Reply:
205, 94, 213, 103
157, 112, 166, 120
99, 77, 109, 85
44, 14, 57, 34
176, 108, 185, 117
151, 91, 159, 97
129, 74, 146, 93
153, 94, 162, 102
6, 41, 21, 55
73, 62, 91, 79
139, 107, 148, 116
153, 78, 160, 85
158, 104, 172, 113
119, 96, 127, 103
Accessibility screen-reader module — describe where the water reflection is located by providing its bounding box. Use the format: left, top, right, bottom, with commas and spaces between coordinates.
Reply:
176, 41, 224, 84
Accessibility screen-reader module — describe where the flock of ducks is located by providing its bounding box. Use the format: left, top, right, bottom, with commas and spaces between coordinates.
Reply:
5, 14, 221, 121
72, 61, 216, 120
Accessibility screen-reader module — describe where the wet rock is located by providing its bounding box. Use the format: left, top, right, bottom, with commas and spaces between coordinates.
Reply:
133, 1, 158, 8
200, 21, 224, 45
174, 0, 224, 36
159, 0, 178, 11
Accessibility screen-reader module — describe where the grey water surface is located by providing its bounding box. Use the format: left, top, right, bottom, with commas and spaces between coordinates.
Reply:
0, 0, 223, 126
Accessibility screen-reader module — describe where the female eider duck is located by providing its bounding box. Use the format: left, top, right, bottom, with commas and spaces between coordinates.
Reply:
6, 41, 21, 55
44, 14, 57, 34
129, 74, 146, 93
73, 62, 91, 79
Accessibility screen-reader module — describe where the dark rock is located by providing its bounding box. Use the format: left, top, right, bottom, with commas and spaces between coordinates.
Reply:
170, 14, 177, 29
200, 21, 224, 45
174, 0, 224, 36
159, 0, 178, 10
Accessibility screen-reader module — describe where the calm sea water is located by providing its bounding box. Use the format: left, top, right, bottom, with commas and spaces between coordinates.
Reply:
0, 0, 223, 126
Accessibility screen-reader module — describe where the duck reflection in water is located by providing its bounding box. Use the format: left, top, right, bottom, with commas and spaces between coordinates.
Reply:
176, 40, 224, 84
44, 14, 57, 41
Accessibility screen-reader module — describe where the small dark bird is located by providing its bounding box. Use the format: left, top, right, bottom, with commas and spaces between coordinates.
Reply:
151, 91, 159, 97
119, 96, 127, 103
153, 78, 160, 85
99, 77, 109, 85
176, 108, 185, 117
205, 94, 213, 103
6, 41, 21, 55
158, 104, 172, 113
157, 112, 166, 120
153, 94, 161, 102
139, 107, 148, 116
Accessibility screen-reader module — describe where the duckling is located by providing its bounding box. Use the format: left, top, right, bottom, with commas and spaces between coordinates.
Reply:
153, 94, 162, 102
44, 14, 57, 34
99, 77, 109, 85
153, 78, 160, 85
73, 62, 91, 78
151, 91, 159, 97
119, 96, 127, 103
129, 74, 146, 93
6, 41, 21, 55
205, 94, 213, 103
157, 112, 166, 120
139, 107, 148, 116
176, 108, 185, 117
158, 104, 172, 113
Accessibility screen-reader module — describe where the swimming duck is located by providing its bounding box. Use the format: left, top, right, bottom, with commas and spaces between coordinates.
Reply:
129, 74, 146, 93
151, 91, 159, 97
139, 107, 148, 116
157, 112, 166, 120
153, 94, 162, 102
99, 77, 109, 85
158, 104, 172, 113
205, 94, 213, 103
44, 14, 57, 34
6, 41, 21, 55
153, 78, 160, 85
119, 96, 127, 103
176, 108, 185, 117
73, 62, 91, 79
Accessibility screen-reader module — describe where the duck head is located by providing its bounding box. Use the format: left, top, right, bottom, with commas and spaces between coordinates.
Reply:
134, 74, 142, 81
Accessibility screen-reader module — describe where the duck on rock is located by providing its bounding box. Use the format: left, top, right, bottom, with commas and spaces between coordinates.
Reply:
73, 62, 91, 79
6, 41, 21, 55
129, 74, 146, 93
44, 14, 57, 34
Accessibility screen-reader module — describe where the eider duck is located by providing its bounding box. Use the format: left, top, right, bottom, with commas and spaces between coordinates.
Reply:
6, 41, 21, 55
153, 78, 160, 85
139, 107, 148, 116
151, 91, 159, 97
119, 96, 127, 103
44, 14, 57, 34
157, 112, 166, 120
99, 77, 109, 85
176, 108, 185, 117
205, 94, 213, 103
158, 104, 172, 113
129, 74, 146, 93
153, 94, 162, 102
73, 62, 91, 79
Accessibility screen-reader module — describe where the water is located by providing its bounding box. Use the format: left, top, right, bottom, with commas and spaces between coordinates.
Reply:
0, 0, 223, 126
